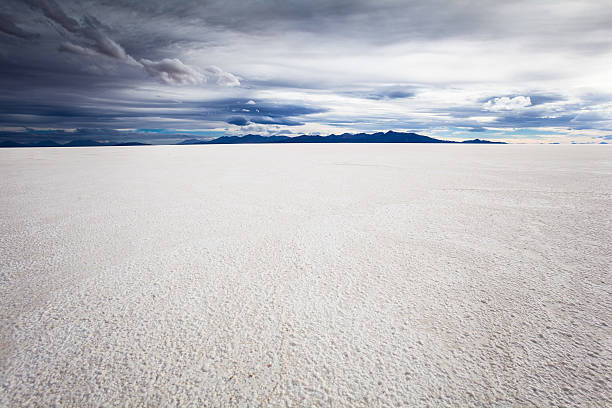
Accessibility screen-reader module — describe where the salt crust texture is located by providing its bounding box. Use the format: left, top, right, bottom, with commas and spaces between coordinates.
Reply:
1, 144, 610, 407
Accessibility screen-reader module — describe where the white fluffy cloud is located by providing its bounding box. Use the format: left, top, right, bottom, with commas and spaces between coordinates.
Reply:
483, 96, 532, 112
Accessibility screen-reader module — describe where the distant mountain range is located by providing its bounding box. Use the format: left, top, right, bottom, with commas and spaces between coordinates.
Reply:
0, 140, 150, 148
0, 131, 505, 148
179, 131, 506, 145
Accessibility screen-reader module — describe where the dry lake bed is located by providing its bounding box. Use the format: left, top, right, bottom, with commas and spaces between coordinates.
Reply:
1, 144, 611, 406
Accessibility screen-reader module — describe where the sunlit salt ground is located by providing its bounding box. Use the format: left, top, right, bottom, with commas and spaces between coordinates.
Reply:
0, 144, 610, 406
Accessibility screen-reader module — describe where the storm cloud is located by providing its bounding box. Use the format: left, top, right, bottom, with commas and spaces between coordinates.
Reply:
0, 12, 39, 39
16, 0, 236, 84
1, 0, 611, 144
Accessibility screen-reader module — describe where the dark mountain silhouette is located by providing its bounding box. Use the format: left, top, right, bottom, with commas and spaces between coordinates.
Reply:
1, 131, 505, 148
33, 140, 62, 147
0, 140, 24, 148
180, 131, 506, 145
177, 138, 205, 145
63, 139, 105, 147
112, 142, 150, 146
288, 131, 449, 143
460, 138, 505, 144
206, 134, 294, 144
0, 140, 150, 148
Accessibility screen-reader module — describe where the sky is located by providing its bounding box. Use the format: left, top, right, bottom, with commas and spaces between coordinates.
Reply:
1, 0, 611, 144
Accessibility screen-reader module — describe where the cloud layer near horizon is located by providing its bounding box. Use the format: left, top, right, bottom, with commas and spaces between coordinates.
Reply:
1, 0, 611, 143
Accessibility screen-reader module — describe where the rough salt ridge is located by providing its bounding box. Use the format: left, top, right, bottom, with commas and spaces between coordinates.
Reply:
1, 144, 610, 407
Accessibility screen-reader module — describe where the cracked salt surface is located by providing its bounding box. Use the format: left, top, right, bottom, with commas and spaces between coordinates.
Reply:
1, 144, 610, 406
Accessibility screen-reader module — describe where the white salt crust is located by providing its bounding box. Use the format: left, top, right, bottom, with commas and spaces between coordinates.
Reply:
1, 144, 610, 406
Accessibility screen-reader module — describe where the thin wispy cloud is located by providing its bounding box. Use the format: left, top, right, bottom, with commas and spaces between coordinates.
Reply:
141, 58, 205, 85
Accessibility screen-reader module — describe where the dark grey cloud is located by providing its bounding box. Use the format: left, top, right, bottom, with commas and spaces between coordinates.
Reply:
58, 41, 98, 56
529, 94, 565, 106
13, 0, 237, 85
24, 0, 80, 33
23, 0, 142, 66
244, 104, 325, 118
385, 90, 415, 99
222, 101, 320, 127
79, 16, 134, 62
492, 114, 577, 128
227, 116, 249, 126
348, 87, 417, 100
82, 0, 612, 53
0, 95, 324, 137
251, 117, 304, 126
0, 12, 39, 39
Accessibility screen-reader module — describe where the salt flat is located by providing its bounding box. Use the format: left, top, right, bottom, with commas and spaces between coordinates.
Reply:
1, 144, 610, 407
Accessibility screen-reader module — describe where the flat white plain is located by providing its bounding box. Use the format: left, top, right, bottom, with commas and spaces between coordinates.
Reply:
1, 144, 610, 406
